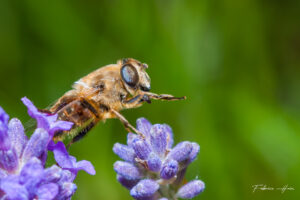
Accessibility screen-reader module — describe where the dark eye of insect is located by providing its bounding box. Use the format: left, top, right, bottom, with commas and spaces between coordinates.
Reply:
121, 65, 139, 88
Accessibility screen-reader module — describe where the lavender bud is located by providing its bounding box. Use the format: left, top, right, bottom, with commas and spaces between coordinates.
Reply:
176, 180, 205, 199
132, 138, 151, 160
165, 125, 174, 148
147, 152, 162, 172
188, 143, 200, 163
150, 124, 168, 156
136, 118, 152, 137
160, 159, 178, 180
22, 128, 49, 163
113, 143, 136, 163
36, 183, 59, 200
7, 118, 27, 157
130, 179, 159, 199
114, 161, 143, 180
58, 182, 77, 200
127, 133, 138, 147
0, 149, 18, 172
117, 174, 139, 190
168, 142, 193, 162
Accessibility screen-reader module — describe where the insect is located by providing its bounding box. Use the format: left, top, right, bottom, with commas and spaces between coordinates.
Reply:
47, 58, 185, 146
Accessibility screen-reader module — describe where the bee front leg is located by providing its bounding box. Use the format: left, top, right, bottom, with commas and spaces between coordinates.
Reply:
143, 92, 186, 101
110, 109, 144, 138
122, 94, 151, 109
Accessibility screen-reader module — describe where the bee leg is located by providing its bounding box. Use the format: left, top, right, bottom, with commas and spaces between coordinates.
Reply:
122, 94, 151, 109
143, 92, 186, 101
67, 122, 95, 149
110, 109, 144, 138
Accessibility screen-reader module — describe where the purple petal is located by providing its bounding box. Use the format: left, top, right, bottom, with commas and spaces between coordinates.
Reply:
130, 179, 159, 199
52, 141, 95, 175
176, 180, 205, 199
168, 142, 193, 162
150, 124, 168, 156
21, 97, 73, 137
48, 120, 73, 137
0, 107, 10, 150
19, 157, 44, 197
147, 152, 162, 172
136, 118, 152, 137
21, 97, 51, 130
113, 143, 136, 163
75, 160, 96, 175
117, 174, 139, 190
52, 141, 73, 169
7, 118, 28, 157
0, 177, 28, 200
114, 161, 143, 180
36, 183, 59, 200
132, 138, 152, 160
22, 128, 49, 163
160, 159, 178, 180
158, 198, 168, 200
0, 149, 18, 172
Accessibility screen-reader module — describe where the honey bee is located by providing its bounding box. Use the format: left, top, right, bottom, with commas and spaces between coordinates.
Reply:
48, 58, 185, 145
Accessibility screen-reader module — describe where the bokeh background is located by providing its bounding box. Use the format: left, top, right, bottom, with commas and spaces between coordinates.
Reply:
1, 0, 300, 199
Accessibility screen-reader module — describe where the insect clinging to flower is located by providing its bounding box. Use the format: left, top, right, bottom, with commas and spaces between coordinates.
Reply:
43, 58, 185, 145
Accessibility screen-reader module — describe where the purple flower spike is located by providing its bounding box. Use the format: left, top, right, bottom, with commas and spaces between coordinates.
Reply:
160, 160, 179, 180
0, 98, 95, 199
113, 143, 136, 162
176, 180, 205, 199
130, 179, 159, 200
114, 161, 142, 180
7, 118, 27, 157
132, 138, 151, 160
150, 124, 168, 156
52, 141, 95, 175
168, 142, 193, 162
113, 117, 204, 199
117, 174, 139, 190
147, 152, 162, 172
136, 117, 152, 138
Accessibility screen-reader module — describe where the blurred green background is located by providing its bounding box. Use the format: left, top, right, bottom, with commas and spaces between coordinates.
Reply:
1, 0, 300, 199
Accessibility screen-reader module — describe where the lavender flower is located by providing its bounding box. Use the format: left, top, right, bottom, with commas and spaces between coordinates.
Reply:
0, 97, 95, 199
113, 118, 205, 200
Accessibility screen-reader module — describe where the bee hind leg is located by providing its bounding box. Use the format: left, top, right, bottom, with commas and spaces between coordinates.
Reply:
110, 109, 144, 138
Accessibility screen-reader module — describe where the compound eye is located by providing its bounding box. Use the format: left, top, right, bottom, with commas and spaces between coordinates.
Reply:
121, 64, 139, 88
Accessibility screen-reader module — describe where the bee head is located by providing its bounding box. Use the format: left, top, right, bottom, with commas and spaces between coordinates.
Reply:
119, 58, 151, 95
